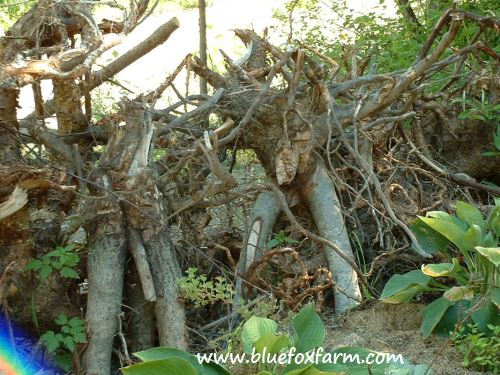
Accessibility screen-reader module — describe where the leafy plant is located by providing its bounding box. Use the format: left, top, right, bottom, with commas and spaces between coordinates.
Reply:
120, 304, 430, 374
25, 243, 80, 282
452, 96, 500, 157
40, 314, 87, 372
451, 323, 500, 373
178, 267, 234, 308
381, 200, 500, 338
241, 303, 429, 375
268, 230, 299, 249
482, 124, 500, 157
452, 96, 500, 122
121, 347, 230, 375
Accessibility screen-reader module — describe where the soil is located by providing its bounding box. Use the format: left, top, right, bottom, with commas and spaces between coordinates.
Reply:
324, 302, 489, 375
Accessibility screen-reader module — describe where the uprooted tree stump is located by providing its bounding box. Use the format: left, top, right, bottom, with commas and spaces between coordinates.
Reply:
0, 0, 499, 373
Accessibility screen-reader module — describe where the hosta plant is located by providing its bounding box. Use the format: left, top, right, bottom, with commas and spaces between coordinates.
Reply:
121, 303, 430, 374
381, 199, 500, 338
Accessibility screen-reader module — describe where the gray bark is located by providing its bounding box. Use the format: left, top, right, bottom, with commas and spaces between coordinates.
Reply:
83, 174, 127, 375
235, 191, 281, 301
300, 160, 362, 313
126, 262, 155, 353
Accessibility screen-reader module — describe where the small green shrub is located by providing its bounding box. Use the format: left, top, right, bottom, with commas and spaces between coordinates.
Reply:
40, 314, 87, 371
25, 243, 80, 282
267, 230, 299, 249
381, 199, 500, 338
452, 323, 500, 373
178, 267, 234, 308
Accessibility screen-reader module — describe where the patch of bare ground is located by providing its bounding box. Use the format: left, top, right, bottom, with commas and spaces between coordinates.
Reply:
325, 302, 490, 375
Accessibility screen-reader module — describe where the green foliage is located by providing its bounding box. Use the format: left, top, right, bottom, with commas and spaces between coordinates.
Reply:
452, 95, 500, 158
120, 303, 430, 375
268, 230, 299, 249
0, 0, 36, 29
482, 124, 500, 157
242, 303, 429, 375
178, 267, 234, 308
25, 243, 80, 282
121, 347, 230, 375
451, 323, 500, 373
381, 200, 500, 338
40, 314, 87, 372
453, 97, 500, 122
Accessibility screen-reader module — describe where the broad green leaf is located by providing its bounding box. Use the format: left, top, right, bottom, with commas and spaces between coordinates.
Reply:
455, 201, 484, 227
425, 211, 467, 229
381, 284, 429, 304
434, 299, 471, 336
40, 264, 53, 281
481, 232, 497, 247
73, 332, 87, 344
201, 362, 232, 375
258, 372, 273, 375
25, 259, 43, 270
420, 298, 452, 338
64, 336, 75, 352
409, 219, 449, 255
485, 206, 500, 233
492, 287, 500, 309
45, 249, 61, 257
255, 333, 290, 355
421, 259, 467, 284
475, 246, 500, 267
121, 358, 198, 375
292, 303, 325, 353
68, 317, 83, 327
61, 267, 80, 279
241, 316, 278, 353
380, 270, 431, 303
462, 225, 482, 251
55, 314, 68, 325
41, 331, 59, 353
443, 286, 474, 302
418, 217, 466, 251
65, 243, 76, 252
471, 300, 500, 334
132, 347, 229, 375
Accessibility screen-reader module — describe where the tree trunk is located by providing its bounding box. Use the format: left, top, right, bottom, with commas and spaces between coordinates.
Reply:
235, 191, 281, 300
121, 100, 187, 348
198, 0, 208, 95
83, 174, 127, 375
300, 159, 362, 313
0, 88, 21, 163
126, 262, 155, 353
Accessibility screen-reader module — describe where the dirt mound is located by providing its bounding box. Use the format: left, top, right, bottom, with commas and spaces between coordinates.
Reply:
325, 302, 487, 375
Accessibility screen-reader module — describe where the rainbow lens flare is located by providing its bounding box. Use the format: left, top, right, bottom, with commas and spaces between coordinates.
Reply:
0, 314, 53, 375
